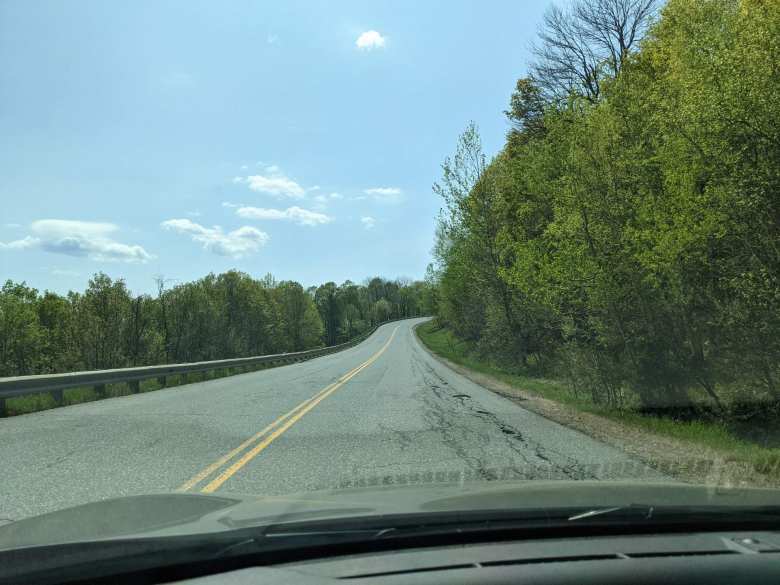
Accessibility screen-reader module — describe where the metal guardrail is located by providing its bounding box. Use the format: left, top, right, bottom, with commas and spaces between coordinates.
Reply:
0, 318, 413, 416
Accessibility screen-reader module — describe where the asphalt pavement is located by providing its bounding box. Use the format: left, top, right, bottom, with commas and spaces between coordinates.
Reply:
0, 318, 663, 521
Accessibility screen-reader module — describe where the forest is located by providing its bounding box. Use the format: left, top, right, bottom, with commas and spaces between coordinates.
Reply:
430, 0, 779, 418
0, 272, 432, 377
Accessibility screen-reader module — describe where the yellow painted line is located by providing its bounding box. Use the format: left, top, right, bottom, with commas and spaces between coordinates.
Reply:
177, 327, 397, 492
201, 327, 398, 493
177, 359, 370, 492
177, 401, 311, 492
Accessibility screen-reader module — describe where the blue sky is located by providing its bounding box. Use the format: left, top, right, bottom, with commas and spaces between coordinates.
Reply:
1, 0, 550, 294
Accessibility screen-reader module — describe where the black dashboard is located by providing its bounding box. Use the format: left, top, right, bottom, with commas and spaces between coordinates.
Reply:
168, 530, 780, 584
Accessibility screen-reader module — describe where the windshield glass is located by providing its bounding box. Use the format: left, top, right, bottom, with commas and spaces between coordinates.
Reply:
1, 0, 778, 552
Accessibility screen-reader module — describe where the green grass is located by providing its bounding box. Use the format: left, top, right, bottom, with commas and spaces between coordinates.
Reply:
416, 320, 780, 480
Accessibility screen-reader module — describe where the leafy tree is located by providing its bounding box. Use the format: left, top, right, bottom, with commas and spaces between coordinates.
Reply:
0, 281, 41, 376
276, 281, 323, 352
315, 282, 342, 345
0, 271, 428, 376
431, 0, 779, 416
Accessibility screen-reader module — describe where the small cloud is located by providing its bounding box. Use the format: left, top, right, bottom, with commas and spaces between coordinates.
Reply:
234, 165, 316, 199
356, 30, 386, 51
267, 34, 279, 45
222, 201, 243, 208
239, 168, 305, 198
361, 216, 376, 230
161, 218, 268, 258
240, 164, 248, 170
236, 206, 332, 227
364, 186, 403, 203
365, 187, 401, 196
329, 192, 343, 199
247, 174, 305, 198
1, 220, 153, 263
186, 210, 202, 217
0, 235, 38, 250
314, 194, 328, 203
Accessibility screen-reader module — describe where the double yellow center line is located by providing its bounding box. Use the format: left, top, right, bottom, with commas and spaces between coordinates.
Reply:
177, 326, 399, 493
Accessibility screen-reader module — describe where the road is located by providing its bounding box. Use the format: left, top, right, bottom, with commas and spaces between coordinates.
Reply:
0, 318, 663, 521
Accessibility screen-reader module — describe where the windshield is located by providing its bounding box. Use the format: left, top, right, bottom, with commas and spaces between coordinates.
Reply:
1, 0, 779, 553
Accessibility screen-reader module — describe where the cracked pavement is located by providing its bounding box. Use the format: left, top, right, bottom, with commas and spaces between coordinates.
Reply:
0, 318, 664, 521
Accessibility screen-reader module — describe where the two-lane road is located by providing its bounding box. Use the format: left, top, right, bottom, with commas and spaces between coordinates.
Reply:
0, 318, 662, 521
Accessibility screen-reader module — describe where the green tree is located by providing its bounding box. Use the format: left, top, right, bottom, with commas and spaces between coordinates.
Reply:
276, 281, 323, 352
0, 281, 41, 376
315, 282, 342, 345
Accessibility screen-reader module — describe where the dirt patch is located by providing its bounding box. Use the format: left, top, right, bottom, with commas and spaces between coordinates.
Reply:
414, 326, 778, 488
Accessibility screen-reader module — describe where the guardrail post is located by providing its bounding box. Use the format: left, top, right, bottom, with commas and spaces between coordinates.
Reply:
157, 376, 166, 387
0, 398, 6, 418
50, 389, 64, 406
94, 384, 106, 398
129, 380, 140, 394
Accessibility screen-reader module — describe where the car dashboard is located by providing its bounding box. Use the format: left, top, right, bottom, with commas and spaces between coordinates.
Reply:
168, 530, 780, 584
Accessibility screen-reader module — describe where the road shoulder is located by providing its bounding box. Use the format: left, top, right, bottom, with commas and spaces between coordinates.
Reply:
412, 322, 779, 489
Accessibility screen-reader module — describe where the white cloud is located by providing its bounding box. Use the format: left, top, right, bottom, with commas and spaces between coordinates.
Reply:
233, 165, 315, 199
267, 34, 278, 45
245, 173, 305, 198
222, 201, 242, 208
236, 206, 332, 226
0, 235, 38, 250
162, 218, 268, 258
361, 216, 376, 230
314, 194, 328, 203
364, 186, 403, 203
329, 192, 343, 199
186, 210, 202, 217
356, 30, 386, 50
240, 164, 248, 170
365, 187, 401, 196
1, 220, 153, 262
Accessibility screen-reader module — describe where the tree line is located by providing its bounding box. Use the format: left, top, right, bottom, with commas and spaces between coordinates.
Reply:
0, 272, 433, 377
431, 0, 779, 416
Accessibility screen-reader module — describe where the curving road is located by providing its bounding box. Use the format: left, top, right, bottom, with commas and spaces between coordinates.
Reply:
0, 318, 662, 521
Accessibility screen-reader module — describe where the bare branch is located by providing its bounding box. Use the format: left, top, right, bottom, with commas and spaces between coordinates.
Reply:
530, 0, 659, 103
